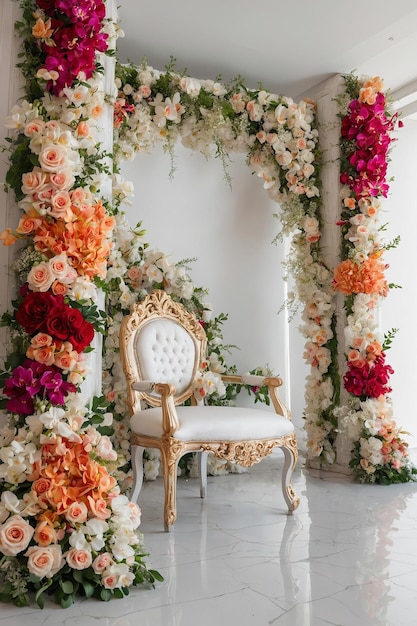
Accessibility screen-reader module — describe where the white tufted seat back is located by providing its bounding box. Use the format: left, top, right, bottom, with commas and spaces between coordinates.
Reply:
134, 318, 197, 395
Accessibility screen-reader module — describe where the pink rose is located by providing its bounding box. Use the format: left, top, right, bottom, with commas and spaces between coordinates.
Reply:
25, 544, 64, 578
0, 515, 34, 556
38, 144, 67, 172
66, 548, 92, 570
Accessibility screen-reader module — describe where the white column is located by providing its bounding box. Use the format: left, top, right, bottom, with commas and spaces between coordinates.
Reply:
304, 74, 353, 472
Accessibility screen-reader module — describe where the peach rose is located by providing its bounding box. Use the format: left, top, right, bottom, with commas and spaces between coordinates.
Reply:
27, 261, 54, 292
66, 548, 92, 570
49, 253, 69, 278
32, 477, 51, 497
38, 144, 67, 172
51, 280, 69, 296
21, 168, 48, 195
31, 333, 53, 348
27, 342, 55, 366
49, 170, 74, 191
76, 121, 89, 138
25, 544, 64, 579
96, 436, 118, 461
65, 501, 88, 524
92, 552, 112, 573
34, 520, 57, 546
0, 515, 35, 556
50, 190, 72, 220
24, 118, 44, 137
86, 497, 111, 520
101, 570, 119, 589
70, 187, 90, 206
16, 215, 42, 235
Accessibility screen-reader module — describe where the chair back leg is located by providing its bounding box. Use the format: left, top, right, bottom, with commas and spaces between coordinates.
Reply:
198, 451, 208, 498
130, 445, 145, 503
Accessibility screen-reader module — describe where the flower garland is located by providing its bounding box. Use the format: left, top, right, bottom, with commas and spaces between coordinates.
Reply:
0, 0, 162, 609
333, 74, 416, 483
111, 59, 339, 465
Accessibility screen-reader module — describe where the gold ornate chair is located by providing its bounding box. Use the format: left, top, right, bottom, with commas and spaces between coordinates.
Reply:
119, 289, 300, 531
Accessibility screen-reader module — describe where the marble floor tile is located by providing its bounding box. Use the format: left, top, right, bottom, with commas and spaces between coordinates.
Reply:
2, 450, 417, 626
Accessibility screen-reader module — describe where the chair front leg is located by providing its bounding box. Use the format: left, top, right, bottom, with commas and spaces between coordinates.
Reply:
130, 445, 145, 504
161, 440, 183, 531
280, 437, 301, 513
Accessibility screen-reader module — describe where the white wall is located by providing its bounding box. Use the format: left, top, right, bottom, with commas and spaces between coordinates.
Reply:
121, 145, 309, 445
380, 117, 417, 448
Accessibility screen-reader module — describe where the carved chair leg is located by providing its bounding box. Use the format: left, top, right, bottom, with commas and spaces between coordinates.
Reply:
280, 443, 301, 513
198, 451, 208, 498
161, 447, 181, 532
130, 445, 145, 504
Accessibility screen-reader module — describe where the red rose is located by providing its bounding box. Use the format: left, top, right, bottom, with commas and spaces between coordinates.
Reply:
16, 292, 64, 335
45, 305, 84, 341
69, 320, 95, 352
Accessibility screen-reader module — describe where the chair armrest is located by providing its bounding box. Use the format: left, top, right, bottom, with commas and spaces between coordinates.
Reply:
220, 373, 283, 387
132, 380, 155, 392
131, 381, 179, 435
153, 382, 180, 435
220, 373, 289, 419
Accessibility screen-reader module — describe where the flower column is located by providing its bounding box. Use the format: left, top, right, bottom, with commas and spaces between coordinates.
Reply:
332, 74, 415, 483
0, 0, 161, 608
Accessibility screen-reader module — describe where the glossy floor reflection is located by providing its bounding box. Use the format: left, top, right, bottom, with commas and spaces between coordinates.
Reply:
3, 450, 417, 626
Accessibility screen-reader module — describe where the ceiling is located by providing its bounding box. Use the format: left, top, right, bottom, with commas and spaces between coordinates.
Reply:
116, 0, 417, 106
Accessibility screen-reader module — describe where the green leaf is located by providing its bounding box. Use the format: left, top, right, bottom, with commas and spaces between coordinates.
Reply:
100, 588, 113, 602
149, 569, 164, 582
60, 580, 74, 594
81, 580, 95, 598
60, 594, 75, 609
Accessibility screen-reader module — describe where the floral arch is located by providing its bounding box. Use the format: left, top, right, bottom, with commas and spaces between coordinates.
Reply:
0, 0, 415, 610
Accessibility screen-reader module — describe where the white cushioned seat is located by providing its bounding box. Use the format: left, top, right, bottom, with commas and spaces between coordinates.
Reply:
130, 405, 295, 441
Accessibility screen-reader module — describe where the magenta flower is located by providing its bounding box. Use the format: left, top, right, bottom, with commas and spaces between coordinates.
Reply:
3, 359, 77, 415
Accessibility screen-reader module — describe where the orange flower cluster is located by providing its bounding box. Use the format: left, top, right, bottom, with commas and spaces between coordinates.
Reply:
358, 76, 384, 106
32, 437, 117, 518
33, 200, 115, 279
332, 255, 388, 296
